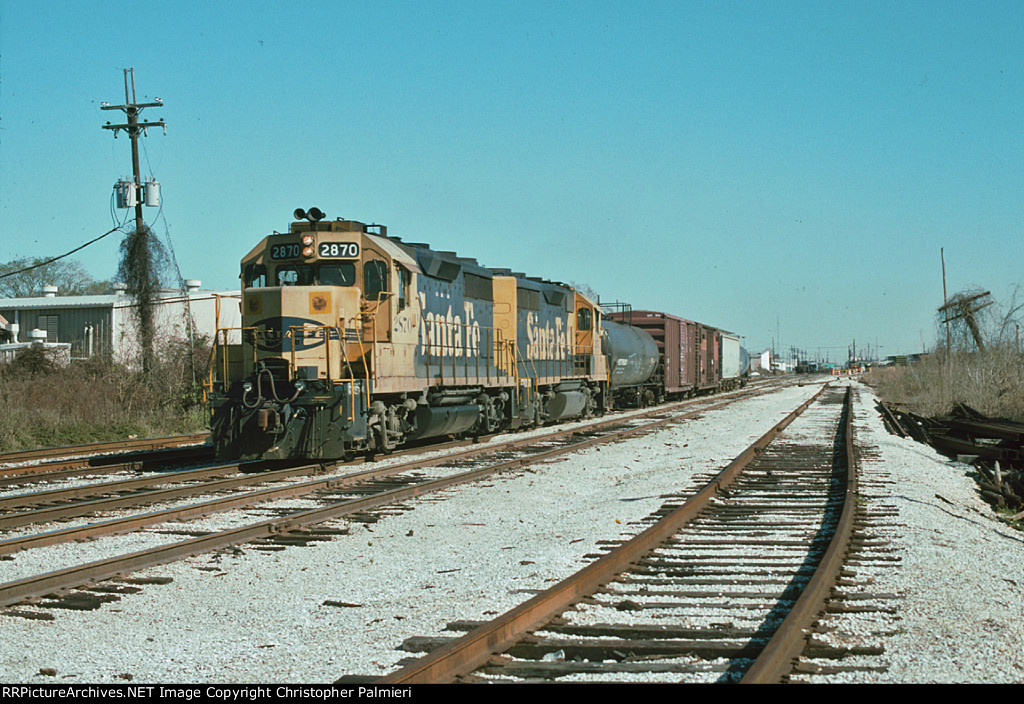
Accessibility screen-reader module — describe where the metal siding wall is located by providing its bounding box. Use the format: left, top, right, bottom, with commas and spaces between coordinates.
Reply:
721, 333, 741, 380
1, 305, 115, 356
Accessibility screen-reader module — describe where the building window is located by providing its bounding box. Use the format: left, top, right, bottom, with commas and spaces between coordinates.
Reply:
36, 315, 59, 342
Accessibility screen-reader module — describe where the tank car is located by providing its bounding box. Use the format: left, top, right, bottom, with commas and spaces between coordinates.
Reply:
601, 319, 661, 406
206, 209, 615, 461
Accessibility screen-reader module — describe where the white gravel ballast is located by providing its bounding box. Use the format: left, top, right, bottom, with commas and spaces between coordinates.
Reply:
0, 379, 1022, 684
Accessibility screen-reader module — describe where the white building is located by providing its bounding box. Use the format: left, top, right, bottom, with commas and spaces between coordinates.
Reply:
0, 282, 241, 365
750, 349, 773, 373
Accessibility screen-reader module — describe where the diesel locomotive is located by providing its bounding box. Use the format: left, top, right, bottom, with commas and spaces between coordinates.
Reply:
206, 209, 744, 462
209, 209, 637, 460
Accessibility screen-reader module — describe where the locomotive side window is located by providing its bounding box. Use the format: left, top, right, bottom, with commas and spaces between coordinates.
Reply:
397, 265, 411, 310
465, 273, 493, 301
276, 264, 314, 286
517, 288, 540, 310
363, 260, 389, 301
319, 263, 356, 286
244, 263, 267, 288
577, 307, 592, 331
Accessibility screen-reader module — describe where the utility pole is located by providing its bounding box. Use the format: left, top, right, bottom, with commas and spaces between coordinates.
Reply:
941, 248, 951, 351
101, 68, 165, 232
101, 69, 166, 373
939, 291, 992, 351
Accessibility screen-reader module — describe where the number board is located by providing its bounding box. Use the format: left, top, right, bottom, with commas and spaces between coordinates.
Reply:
318, 242, 360, 259
270, 242, 303, 260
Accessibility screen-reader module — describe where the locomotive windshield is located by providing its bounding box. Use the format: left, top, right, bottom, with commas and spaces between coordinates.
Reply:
276, 264, 314, 286
243, 263, 267, 287
320, 262, 356, 286
273, 263, 357, 287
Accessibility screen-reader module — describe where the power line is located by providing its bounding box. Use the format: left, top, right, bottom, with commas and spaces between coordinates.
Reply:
0, 226, 123, 280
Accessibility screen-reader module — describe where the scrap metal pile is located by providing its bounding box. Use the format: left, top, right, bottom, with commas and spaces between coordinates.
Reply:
879, 401, 1024, 513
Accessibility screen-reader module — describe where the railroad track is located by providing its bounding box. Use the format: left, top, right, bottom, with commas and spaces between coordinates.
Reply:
373, 383, 875, 683
0, 385, 779, 615
0, 433, 210, 467
0, 441, 214, 488
0, 460, 320, 531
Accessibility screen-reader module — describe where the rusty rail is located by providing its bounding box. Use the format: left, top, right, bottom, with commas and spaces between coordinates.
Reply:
0, 433, 210, 467
377, 384, 829, 684
739, 384, 856, 683
0, 388, 767, 608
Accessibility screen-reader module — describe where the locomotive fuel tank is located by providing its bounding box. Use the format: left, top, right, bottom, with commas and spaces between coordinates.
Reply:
602, 319, 659, 389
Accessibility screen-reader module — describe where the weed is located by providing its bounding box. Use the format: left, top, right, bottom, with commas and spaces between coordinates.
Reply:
0, 339, 210, 453
863, 343, 1024, 423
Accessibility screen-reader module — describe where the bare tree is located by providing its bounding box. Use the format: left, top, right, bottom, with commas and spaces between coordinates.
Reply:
0, 258, 111, 298
570, 281, 601, 302
996, 284, 1024, 347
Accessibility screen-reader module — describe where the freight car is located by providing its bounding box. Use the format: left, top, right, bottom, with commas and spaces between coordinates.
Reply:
606, 310, 716, 404
206, 209, 661, 461
719, 330, 747, 391
605, 309, 747, 403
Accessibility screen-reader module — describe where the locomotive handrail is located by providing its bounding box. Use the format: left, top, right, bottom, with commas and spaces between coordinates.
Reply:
335, 321, 363, 422
205, 325, 262, 396
205, 214, 746, 466
353, 311, 373, 410
283, 322, 364, 422
422, 319, 518, 389
285, 323, 336, 381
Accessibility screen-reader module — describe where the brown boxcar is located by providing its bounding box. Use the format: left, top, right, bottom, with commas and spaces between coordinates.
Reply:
608, 310, 721, 398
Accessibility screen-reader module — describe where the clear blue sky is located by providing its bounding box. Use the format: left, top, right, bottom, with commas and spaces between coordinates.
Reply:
2, 1, 1021, 359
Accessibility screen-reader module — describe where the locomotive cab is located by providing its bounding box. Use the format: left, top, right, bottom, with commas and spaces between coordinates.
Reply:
209, 213, 414, 460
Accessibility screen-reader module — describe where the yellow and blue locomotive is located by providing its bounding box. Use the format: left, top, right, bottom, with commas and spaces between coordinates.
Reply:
206, 209, 612, 460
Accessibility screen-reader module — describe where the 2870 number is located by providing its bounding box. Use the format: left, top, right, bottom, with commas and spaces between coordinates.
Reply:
318, 242, 360, 258
269, 241, 360, 259
270, 243, 302, 260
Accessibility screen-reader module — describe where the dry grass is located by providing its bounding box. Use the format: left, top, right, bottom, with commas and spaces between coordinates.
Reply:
0, 342, 209, 453
863, 343, 1024, 422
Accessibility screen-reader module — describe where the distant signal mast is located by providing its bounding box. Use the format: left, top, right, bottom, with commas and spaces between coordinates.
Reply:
101, 68, 166, 233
